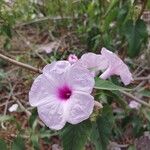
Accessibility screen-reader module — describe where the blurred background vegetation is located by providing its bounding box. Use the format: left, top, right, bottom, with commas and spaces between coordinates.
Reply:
0, 0, 150, 149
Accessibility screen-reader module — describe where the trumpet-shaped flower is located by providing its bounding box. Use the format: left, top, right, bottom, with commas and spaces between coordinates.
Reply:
29, 61, 95, 130
99, 48, 133, 85
78, 48, 133, 85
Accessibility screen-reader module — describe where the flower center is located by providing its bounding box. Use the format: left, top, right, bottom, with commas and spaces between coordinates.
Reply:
57, 85, 72, 100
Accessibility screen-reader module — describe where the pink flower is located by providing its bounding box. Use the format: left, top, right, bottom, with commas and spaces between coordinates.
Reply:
129, 101, 141, 109
99, 48, 133, 85
29, 61, 94, 130
78, 49, 133, 85
77, 53, 107, 76
67, 54, 78, 64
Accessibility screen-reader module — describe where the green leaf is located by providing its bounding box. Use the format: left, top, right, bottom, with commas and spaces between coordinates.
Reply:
3, 38, 11, 50
94, 78, 130, 91
128, 145, 136, 150
139, 90, 150, 98
103, 7, 118, 32
0, 69, 6, 80
12, 136, 25, 150
0, 139, 7, 150
117, 4, 129, 24
108, 91, 128, 109
61, 120, 92, 150
0, 25, 12, 38
87, 26, 100, 51
0, 115, 14, 122
39, 129, 53, 138
29, 108, 38, 129
148, 0, 150, 9
91, 106, 114, 150
104, 0, 119, 17
30, 134, 40, 150
142, 109, 150, 122
123, 19, 148, 57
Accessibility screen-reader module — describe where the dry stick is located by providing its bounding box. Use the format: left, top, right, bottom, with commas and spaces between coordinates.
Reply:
15, 16, 78, 27
133, 80, 146, 92
120, 90, 150, 108
0, 53, 42, 73
134, 75, 150, 81
0, 53, 149, 108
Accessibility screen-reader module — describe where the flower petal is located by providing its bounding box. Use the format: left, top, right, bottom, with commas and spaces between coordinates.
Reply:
37, 99, 66, 130
42, 61, 71, 86
66, 64, 95, 93
100, 47, 133, 85
79, 52, 107, 71
66, 91, 94, 124
29, 74, 56, 107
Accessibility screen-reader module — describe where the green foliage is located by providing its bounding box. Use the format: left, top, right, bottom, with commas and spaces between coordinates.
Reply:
139, 90, 150, 98
142, 109, 150, 122
122, 19, 148, 57
0, 115, 14, 122
87, 26, 100, 51
12, 136, 25, 150
0, 0, 148, 56
128, 145, 136, 150
94, 78, 131, 91
0, 24, 12, 38
108, 91, 128, 109
0, 69, 6, 80
29, 108, 38, 128
91, 106, 114, 150
30, 133, 40, 150
0, 139, 7, 150
61, 120, 92, 150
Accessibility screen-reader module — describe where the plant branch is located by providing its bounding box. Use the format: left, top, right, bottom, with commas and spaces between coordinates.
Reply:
15, 16, 78, 27
134, 75, 150, 81
120, 90, 150, 108
0, 53, 42, 73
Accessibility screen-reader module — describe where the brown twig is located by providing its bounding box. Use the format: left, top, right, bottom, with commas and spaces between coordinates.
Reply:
120, 90, 150, 108
0, 53, 42, 73
134, 75, 150, 81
